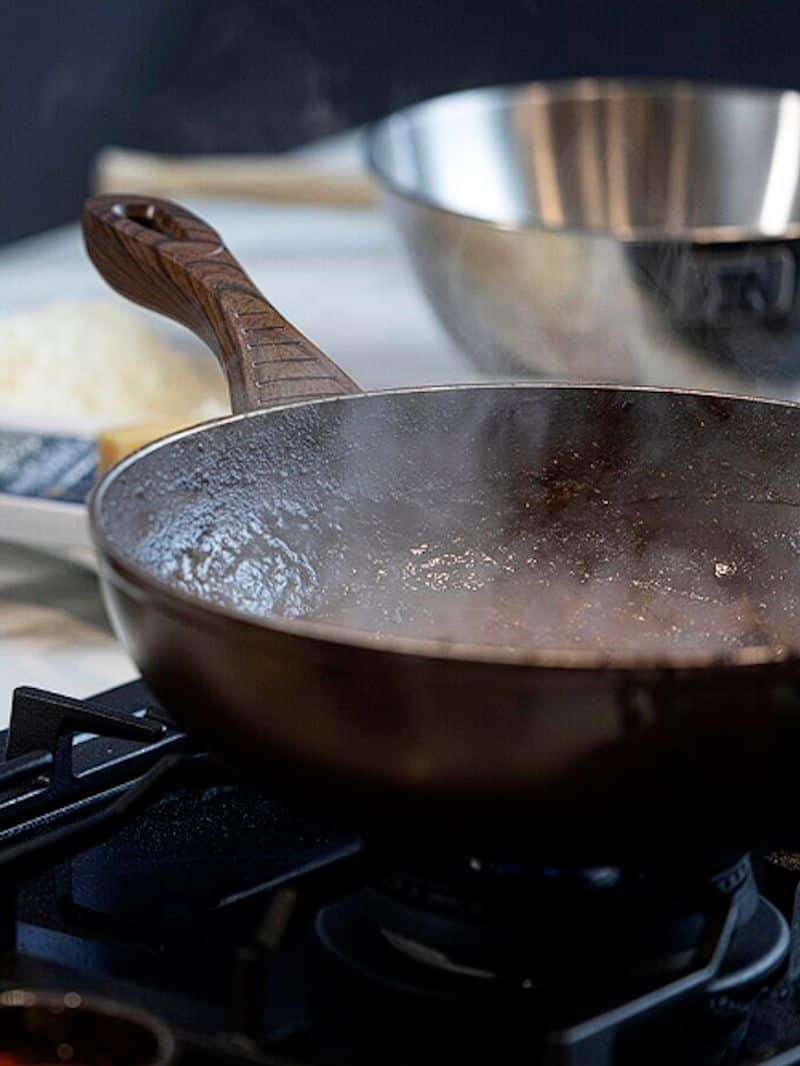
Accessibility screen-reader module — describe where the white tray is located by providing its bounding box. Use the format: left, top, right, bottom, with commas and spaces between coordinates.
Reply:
0, 417, 96, 567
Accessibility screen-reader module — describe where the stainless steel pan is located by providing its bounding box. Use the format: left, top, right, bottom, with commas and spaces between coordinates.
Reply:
83, 195, 800, 860
367, 79, 800, 397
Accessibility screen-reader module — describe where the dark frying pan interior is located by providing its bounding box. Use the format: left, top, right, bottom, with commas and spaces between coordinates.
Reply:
98, 383, 800, 661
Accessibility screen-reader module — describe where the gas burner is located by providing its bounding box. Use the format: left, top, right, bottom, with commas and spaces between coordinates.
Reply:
319, 854, 789, 999
1, 681, 800, 1065
315, 853, 792, 1065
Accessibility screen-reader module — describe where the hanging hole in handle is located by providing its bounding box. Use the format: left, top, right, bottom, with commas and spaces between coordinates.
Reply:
112, 202, 189, 240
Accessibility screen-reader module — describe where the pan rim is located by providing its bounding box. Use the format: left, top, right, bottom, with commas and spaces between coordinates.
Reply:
365, 77, 800, 244
90, 381, 800, 673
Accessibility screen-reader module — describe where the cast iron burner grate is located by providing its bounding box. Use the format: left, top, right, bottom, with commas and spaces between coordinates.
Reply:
0, 682, 799, 1064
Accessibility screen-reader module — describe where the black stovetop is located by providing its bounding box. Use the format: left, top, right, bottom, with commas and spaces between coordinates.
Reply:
2, 679, 800, 1065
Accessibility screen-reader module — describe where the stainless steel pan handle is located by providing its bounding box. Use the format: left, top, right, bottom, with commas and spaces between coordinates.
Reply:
82, 195, 360, 414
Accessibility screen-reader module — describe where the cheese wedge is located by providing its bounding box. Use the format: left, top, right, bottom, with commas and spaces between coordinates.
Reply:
96, 417, 199, 471
0, 300, 227, 421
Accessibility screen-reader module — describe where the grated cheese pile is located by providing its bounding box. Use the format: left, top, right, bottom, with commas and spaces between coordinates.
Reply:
0, 299, 228, 422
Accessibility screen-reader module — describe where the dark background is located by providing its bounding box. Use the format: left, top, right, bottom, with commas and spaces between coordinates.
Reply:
1, 0, 796, 244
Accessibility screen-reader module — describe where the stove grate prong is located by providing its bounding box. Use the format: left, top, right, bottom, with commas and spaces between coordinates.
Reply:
543, 899, 739, 1066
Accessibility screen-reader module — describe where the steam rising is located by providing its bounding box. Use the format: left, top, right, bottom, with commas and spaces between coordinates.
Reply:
102, 386, 800, 660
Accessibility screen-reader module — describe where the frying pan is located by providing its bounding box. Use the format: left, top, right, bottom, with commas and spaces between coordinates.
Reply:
82, 195, 800, 861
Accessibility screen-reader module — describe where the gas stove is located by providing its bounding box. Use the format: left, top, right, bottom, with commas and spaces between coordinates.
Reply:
1, 681, 800, 1065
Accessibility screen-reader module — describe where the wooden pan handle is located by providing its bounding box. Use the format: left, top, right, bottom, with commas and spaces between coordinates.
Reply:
81, 195, 360, 414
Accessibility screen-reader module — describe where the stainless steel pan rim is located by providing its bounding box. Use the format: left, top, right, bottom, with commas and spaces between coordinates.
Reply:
365, 77, 800, 244
90, 380, 800, 675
